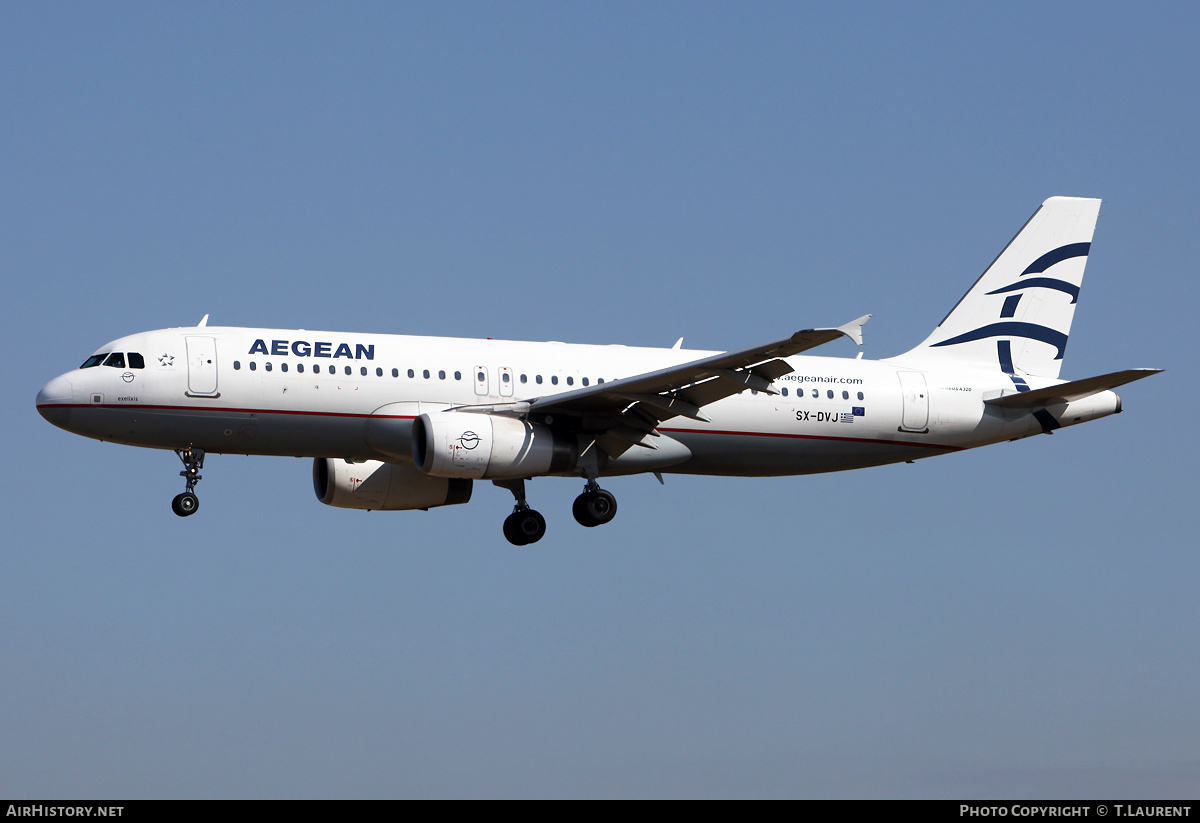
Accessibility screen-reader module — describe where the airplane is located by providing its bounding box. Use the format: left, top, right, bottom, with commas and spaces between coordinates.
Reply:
36, 196, 1160, 545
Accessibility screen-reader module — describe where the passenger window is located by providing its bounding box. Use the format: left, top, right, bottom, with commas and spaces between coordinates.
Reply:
536, 375, 543, 385
827, 390, 834, 399
361, 367, 368, 376
250, 361, 257, 371
598, 378, 604, 384
476, 370, 485, 382
520, 374, 527, 384
439, 370, 446, 380
80, 354, 108, 369
842, 390, 849, 400
128, 353, 145, 369
298, 363, 305, 373
857, 391, 864, 400
407, 369, 415, 378
551, 376, 558, 385
582, 377, 589, 386
234, 361, 241, 370
103, 353, 125, 368
265, 362, 272, 372
502, 372, 510, 383
392, 368, 398, 378
781, 387, 788, 396
454, 371, 462, 380
566, 376, 573, 386
423, 369, 430, 379
811, 389, 818, 398
376, 368, 382, 377
281, 363, 288, 373
344, 366, 351, 376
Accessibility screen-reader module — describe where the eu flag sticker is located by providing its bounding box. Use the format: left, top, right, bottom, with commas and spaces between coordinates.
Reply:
852, 406, 865, 416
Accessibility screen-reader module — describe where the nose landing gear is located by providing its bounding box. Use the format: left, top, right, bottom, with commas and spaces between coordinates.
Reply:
171, 448, 205, 517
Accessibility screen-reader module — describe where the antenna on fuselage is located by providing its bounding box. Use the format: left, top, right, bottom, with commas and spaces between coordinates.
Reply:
197, 314, 209, 327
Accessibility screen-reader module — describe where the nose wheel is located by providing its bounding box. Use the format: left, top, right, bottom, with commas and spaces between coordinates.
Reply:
172, 448, 205, 518
171, 491, 199, 516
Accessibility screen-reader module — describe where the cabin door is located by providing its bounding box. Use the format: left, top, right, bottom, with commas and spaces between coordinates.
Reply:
897, 371, 929, 432
186, 336, 219, 396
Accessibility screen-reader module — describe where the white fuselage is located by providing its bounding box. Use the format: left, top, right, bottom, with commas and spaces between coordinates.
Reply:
35, 325, 1121, 478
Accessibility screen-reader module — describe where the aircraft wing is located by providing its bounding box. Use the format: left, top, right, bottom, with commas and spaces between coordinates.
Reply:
500, 315, 870, 457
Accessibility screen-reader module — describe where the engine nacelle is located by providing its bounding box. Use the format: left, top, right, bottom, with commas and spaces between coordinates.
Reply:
364, 401, 453, 463
412, 411, 577, 479
313, 458, 472, 511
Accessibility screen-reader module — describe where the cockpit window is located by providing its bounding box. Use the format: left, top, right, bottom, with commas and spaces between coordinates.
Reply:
128, 352, 145, 369
80, 354, 108, 369
103, 353, 126, 368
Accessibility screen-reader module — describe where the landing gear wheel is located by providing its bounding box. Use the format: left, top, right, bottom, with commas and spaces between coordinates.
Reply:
172, 448, 205, 518
502, 512, 523, 545
573, 489, 617, 527
503, 509, 546, 545
172, 491, 199, 517
571, 494, 589, 525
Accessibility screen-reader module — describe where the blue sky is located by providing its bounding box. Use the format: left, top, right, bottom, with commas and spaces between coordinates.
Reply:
3, 2, 1196, 798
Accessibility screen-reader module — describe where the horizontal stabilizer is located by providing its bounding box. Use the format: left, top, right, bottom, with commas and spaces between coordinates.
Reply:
985, 368, 1162, 409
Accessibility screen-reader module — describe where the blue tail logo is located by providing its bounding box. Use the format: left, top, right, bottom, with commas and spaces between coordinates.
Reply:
927, 242, 1088, 364
892, 199, 1101, 381
929, 322, 1069, 360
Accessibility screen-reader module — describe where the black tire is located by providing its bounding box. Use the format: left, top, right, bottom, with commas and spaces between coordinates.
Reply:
572, 494, 590, 526
515, 509, 546, 544
574, 490, 617, 527
172, 492, 199, 517
503, 512, 527, 545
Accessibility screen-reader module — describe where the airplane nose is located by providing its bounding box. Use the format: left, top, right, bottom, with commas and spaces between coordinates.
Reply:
36, 374, 75, 429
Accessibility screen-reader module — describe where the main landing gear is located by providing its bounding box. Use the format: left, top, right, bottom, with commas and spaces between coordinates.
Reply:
496, 479, 547, 546
171, 448, 205, 517
494, 477, 619, 545
572, 479, 617, 528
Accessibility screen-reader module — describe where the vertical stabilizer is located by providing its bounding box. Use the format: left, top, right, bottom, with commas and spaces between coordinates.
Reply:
891, 197, 1101, 379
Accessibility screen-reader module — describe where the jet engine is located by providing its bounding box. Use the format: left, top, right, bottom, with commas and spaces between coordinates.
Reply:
412, 411, 577, 479
313, 458, 472, 511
